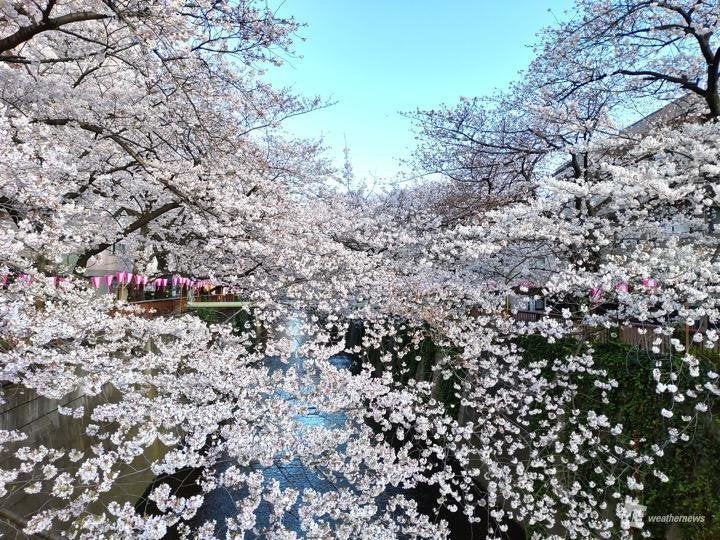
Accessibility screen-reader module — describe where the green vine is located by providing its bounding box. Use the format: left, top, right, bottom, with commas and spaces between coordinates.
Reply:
519, 335, 720, 539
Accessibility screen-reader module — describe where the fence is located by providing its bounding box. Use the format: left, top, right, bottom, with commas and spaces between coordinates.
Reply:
513, 310, 719, 354
130, 294, 237, 317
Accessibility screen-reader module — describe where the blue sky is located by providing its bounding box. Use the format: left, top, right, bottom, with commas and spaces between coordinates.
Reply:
266, 1, 575, 182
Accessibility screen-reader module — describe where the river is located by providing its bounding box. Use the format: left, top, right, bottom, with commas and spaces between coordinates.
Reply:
140, 319, 525, 539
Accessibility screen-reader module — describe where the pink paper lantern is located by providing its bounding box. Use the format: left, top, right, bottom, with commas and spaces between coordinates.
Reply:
641, 278, 658, 292
90, 276, 102, 288
589, 287, 603, 303
154, 278, 168, 288
104, 274, 115, 287
134, 274, 143, 286
616, 282, 629, 293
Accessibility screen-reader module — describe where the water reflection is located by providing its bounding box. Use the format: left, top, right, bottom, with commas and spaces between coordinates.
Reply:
0, 385, 166, 538
179, 347, 523, 539
186, 320, 354, 537
2, 318, 524, 538
162, 318, 523, 539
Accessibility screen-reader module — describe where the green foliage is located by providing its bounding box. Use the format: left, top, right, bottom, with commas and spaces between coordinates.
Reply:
357, 326, 463, 413
590, 341, 720, 539
194, 307, 218, 324
519, 335, 720, 539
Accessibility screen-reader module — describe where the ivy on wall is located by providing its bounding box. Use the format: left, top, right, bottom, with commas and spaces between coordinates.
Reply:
519, 335, 720, 539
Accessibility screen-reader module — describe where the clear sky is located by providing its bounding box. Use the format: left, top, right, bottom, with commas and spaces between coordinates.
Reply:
266, 0, 575, 183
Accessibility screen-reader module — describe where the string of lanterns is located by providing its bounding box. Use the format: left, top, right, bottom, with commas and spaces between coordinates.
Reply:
1, 272, 217, 292
90, 272, 217, 292
589, 279, 657, 303
5, 273, 660, 303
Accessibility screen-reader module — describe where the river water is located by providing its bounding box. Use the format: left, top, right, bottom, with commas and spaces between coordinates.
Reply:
144, 319, 525, 539
0, 316, 524, 538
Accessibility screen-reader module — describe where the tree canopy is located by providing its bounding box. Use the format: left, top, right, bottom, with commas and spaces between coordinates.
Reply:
1, 1, 719, 538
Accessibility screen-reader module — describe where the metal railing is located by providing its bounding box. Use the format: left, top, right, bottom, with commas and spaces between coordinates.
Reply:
129, 294, 238, 316
513, 310, 719, 353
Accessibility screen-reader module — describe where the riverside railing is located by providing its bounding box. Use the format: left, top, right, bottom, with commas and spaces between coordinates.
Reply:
513, 309, 719, 353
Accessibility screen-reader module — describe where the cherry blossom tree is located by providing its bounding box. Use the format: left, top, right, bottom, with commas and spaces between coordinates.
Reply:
1, 1, 719, 539
409, 0, 720, 224
534, 0, 720, 117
